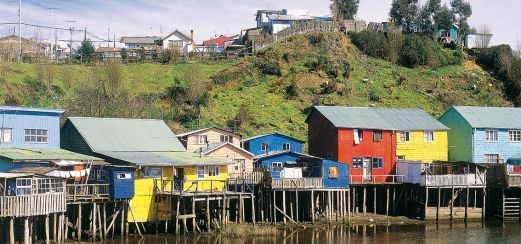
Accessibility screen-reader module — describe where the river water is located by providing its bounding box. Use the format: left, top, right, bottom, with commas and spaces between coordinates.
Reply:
89, 222, 520, 244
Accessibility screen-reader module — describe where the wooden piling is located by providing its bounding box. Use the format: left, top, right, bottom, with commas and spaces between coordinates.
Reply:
373, 187, 377, 216
482, 188, 486, 221
311, 190, 315, 223
45, 215, 50, 244
251, 194, 256, 225
273, 191, 277, 224
465, 186, 469, 222
9, 217, 14, 244
363, 187, 367, 217
437, 187, 441, 222
424, 188, 429, 220
295, 191, 299, 222
450, 186, 454, 221
175, 197, 180, 234
282, 191, 287, 224
352, 186, 356, 215
121, 201, 126, 237
347, 190, 351, 222
53, 213, 57, 242
386, 186, 389, 216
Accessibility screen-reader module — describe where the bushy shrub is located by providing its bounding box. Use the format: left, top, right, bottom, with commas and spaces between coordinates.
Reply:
401, 34, 429, 68
351, 31, 387, 59
255, 59, 281, 76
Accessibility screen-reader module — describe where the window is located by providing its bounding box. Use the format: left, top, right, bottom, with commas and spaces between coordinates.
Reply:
326, 152, 334, 160
424, 131, 434, 142
373, 131, 382, 142
168, 40, 183, 48
197, 166, 205, 179
372, 158, 384, 169
220, 135, 233, 143
358, 129, 364, 141
117, 173, 132, 179
36, 178, 64, 194
484, 154, 500, 164
24, 129, 48, 143
352, 157, 363, 169
397, 155, 406, 161
485, 130, 498, 142
89, 170, 96, 181
233, 159, 245, 171
261, 143, 269, 151
272, 162, 283, 169
283, 143, 290, 151
509, 130, 521, 142
0, 128, 12, 143
16, 178, 33, 195
328, 167, 339, 179
208, 166, 220, 177
139, 167, 162, 178
400, 131, 410, 142
196, 135, 208, 144
96, 170, 107, 181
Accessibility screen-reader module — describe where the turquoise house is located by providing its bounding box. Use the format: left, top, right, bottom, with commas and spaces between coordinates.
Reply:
437, 24, 459, 43
439, 106, 521, 164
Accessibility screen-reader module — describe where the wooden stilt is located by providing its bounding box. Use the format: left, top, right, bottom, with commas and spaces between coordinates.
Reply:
128, 200, 143, 238
206, 196, 210, 229
121, 201, 125, 238
93, 203, 97, 241
103, 203, 107, 238
363, 187, 367, 217
45, 215, 50, 244
53, 213, 57, 242
57, 214, 62, 244
352, 186, 356, 215
311, 190, 315, 223
450, 186, 454, 221
65, 214, 69, 241
295, 191, 299, 222
273, 191, 277, 224
9, 217, 14, 244
348, 190, 351, 222
392, 186, 396, 215
424, 188, 429, 220
386, 186, 389, 216
482, 188, 486, 222
373, 187, 377, 216
282, 190, 287, 224
465, 186, 469, 222
437, 187, 441, 222
24, 217, 29, 244
97, 205, 103, 240
251, 194, 256, 225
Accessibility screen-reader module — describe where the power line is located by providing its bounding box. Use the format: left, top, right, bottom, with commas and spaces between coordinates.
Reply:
0, 22, 83, 32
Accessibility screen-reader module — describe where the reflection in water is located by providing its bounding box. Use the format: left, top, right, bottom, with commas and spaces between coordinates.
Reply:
91, 222, 520, 244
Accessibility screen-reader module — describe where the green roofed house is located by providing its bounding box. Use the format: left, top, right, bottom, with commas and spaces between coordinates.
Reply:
60, 117, 234, 223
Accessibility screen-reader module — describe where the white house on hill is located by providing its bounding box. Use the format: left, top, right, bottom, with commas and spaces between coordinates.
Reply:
161, 30, 194, 54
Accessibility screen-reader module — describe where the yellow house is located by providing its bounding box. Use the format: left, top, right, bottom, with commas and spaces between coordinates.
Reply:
396, 130, 449, 162
60, 117, 232, 223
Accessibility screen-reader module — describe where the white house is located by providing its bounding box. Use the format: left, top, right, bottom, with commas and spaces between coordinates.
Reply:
255, 9, 330, 34
120, 36, 160, 49
161, 30, 194, 54
256, 10, 285, 29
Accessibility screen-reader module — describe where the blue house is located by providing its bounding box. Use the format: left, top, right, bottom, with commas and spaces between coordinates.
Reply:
255, 151, 349, 188
439, 106, 521, 164
242, 133, 304, 156
89, 165, 135, 199
0, 106, 99, 172
437, 24, 459, 43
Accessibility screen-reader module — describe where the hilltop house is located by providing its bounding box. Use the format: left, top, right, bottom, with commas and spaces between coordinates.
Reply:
437, 24, 459, 44
439, 106, 521, 164
0, 106, 100, 173
60, 117, 231, 223
306, 106, 448, 183
176, 127, 253, 178
242, 133, 304, 156
120, 36, 161, 49
255, 9, 331, 34
160, 29, 194, 54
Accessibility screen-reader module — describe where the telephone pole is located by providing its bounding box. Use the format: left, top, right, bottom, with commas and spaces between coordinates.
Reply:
18, 0, 22, 62
47, 7, 57, 61
66, 20, 76, 62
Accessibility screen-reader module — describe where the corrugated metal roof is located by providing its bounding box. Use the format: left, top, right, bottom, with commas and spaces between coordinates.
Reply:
254, 150, 323, 160
0, 173, 33, 178
312, 106, 448, 131
0, 106, 64, 114
242, 133, 305, 142
176, 127, 238, 138
68, 117, 186, 152
119, 36, 160, 44
10, 167, 55, 174
452, 106, 521, 129
198, 142, 254, 156
98, 151, 232, 167
0, 148, 101, 161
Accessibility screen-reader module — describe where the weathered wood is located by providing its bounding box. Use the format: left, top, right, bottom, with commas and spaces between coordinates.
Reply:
465, 186, 469, 222
424, 188, 429, 220
24, 217, 29, 244
437, 187, 441, 222
450, 186, 454, 221
374, 187, 377, 216
206, 197, 210, 229
53, 213, 57, 241
251, 195, 256, 225
282, 191, 286, 224
363, 187, 367, 217
45, 215, 50, 244
482, 188, 486, 222
120, 201, 125, 238
77, 204, 82, 242
93, 203, 97, 241
386, 186, 390, 216
175, 198, 180, 234
128, 200, 143, 238
274, 206, 297, 224
311, 190, 315, 223
9, 217, 14, 244
295, 191, 299, 222
273, 191, 277, 224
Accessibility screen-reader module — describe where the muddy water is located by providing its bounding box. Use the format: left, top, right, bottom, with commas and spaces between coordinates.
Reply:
86, 222, 521, 244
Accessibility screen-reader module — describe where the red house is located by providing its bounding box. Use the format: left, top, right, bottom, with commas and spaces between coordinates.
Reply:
306, 106, 398, 184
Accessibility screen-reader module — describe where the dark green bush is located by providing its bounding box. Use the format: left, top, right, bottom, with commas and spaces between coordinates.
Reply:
351, 31, 387, 59
255, 59, 281, 76
401, 35, 429, 68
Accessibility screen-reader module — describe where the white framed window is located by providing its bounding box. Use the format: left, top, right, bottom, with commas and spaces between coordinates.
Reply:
0, 128, 12, 143
233, 159, 245, 171
509, 130, 521, 142
208, 166, 220, 177
373, 131, 382, 142
400, 131, 410, 142
16, 178, 33, 195
484, 154, 500, 164
117, 173, 132, 179
424, 131, 434, 142
36, 178, 64, 194
196, 135, 208, 144
24, 129, 48, 143
168, 40, 183, 48
139, 167, 162, 178
283, 143, 290, 151
261, 142, 269, 151
220, 135, 233, 143
96, 170, 107, 181
272, 162, 283, 169
372, 157, 384, 169
397, 155, 406, 160
485, 130, 498, 142
352, 157, 363, 169
89, 170, 96, 180
197, 166, 205, 179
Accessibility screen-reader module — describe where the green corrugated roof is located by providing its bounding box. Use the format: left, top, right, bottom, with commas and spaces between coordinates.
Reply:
0, 148, 101, 161
311, 106, 448, 131
68, 117, 186, 152
98, 151, 232, 167
452, 106, 521, 129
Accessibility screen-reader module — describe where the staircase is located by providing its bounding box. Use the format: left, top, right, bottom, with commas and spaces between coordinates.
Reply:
502, 196, 520, 220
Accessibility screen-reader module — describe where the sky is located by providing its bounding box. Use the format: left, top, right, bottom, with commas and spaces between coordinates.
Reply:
0, 0, 519, 47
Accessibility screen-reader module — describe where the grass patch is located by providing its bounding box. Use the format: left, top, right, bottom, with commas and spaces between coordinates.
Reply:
218, 223, 278, 238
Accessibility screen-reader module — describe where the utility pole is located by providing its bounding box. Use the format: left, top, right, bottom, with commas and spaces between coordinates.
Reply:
18, 0, 22, 62
107, 28, 110, 47
67, 20, 76, 62
47, 7, 57, 62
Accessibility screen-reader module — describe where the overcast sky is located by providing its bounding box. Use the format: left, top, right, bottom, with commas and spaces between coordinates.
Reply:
0, 0, 519, 47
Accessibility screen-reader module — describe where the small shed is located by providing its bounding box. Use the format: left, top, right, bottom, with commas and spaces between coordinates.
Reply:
89, 165, 135, 200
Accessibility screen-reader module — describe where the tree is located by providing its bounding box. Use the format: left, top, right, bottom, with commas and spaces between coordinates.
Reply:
516, 39, 521, 58
450, 0, 472, 44
77, 40, 95, 62
389, 0, 419, 32
418, 0, 442, 35
120, 48, 128, 60
433, 5, 453, 37
331, 0, 360, 21
474, 25, 493, 48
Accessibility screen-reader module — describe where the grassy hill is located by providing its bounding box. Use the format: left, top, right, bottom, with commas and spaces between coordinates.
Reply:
0, 31, 512, 147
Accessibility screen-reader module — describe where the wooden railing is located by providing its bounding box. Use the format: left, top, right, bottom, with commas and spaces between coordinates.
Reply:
350, 175, 405, 184
507, 174, 521, 188
270, 177, 323, 189
67, 184, 110, 202
228, 172, 264, 184
0, 193, 67, 217
155, 179, 255, 196
421, 174, 486, 187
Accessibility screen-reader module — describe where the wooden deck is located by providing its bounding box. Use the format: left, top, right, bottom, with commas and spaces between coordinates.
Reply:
154, 179, 255, 197
0, 193, 67, 217
270, 178, 323, 189
228, 172, 264, 185
349, 175, 405, 185
421, 174, 486, 188
67, 184, 110, 202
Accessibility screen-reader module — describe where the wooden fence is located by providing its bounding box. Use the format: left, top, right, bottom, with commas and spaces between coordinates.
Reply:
350, 175, 405, 184
270, 177, 323, 189
67, 184, 110, 202
0, 193, 67, 217
421, 173, 486, 187
507, 174, 521, 187
228, 171, 264, 184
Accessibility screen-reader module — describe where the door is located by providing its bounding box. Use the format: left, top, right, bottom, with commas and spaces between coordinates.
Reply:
363, 158, 372, 181
175, 168, 185, 190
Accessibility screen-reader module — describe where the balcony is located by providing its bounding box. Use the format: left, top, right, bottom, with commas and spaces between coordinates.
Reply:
421, 173, 486, 187
270, 177, 323, 189
67, 184, 110, 202
349, 175, 405, 184
228, 171, 264, 185
0, 193, 67, 217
